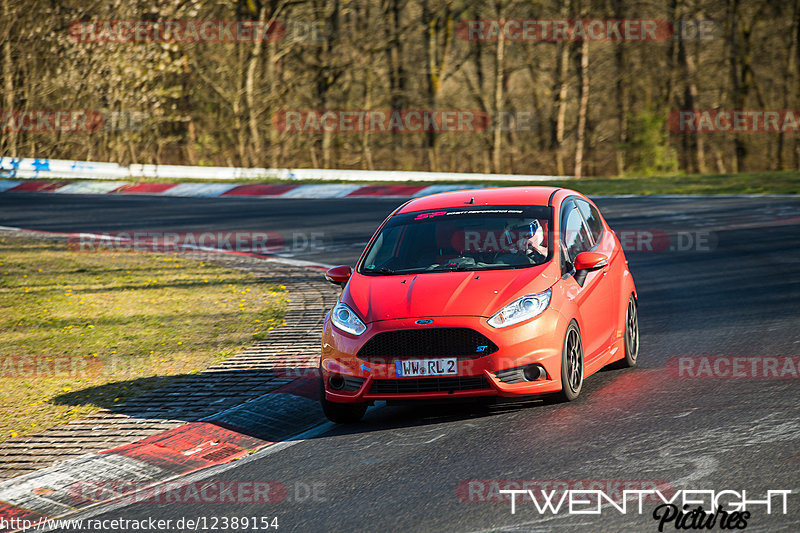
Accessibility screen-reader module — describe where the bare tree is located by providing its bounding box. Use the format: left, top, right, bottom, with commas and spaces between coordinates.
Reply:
1, 0, 797, 175
2, 0, 17, 157
551, 0, 572, 176
574, 37, 589, 179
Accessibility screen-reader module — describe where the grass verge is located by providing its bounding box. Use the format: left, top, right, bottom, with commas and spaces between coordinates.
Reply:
0, 234, 287, 443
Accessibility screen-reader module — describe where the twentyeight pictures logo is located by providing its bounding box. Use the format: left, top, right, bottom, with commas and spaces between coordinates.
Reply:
492, 487, 791, 531
459, 481, 792, 531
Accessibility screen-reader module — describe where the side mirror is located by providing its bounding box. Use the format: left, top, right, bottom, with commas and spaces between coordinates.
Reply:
325, 265, 352, 286
574, 252, 608, 272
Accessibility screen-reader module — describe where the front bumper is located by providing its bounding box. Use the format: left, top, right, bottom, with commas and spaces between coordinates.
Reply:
321, 311, 564, 403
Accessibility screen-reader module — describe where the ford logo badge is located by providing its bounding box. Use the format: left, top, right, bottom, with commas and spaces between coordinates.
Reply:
415, 319, 433, 325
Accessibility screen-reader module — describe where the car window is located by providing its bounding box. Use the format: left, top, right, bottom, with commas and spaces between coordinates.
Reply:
575, 199, 603, 243
561, 204, 593, 263
559, 239, 570, 275
359, 205, 553, 275
363, 226, 396, 268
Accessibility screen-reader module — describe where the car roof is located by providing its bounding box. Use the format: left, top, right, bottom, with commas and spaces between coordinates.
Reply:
396, 186, 567, 214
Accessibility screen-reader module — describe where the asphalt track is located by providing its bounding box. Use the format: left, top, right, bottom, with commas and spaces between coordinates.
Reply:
1, 192, 800, 531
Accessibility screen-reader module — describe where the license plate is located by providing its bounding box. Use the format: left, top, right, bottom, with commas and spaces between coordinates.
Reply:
395, 358, 457, 377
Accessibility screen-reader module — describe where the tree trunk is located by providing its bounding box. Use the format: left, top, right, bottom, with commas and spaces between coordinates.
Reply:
574, 39, 589, 179
726, 0, 756, 172
361, 70, 374, 170
267, 40, 279, 168
612, 0, 627, 176
322, 117, 332, 168
795, 0, 800, 169
677, 0, 705, 173
2, 0, 16, 157
246, 5, 267, 166
552, 0, 571, 176
492, 14, 505, 174
182, 54, 198, 165
780, 0, 800, 170
423, 0, 438, 171
665, 0, 680, 112
422, 0, 454, 172
385, 0, 406, 166
685, 47, 705, 173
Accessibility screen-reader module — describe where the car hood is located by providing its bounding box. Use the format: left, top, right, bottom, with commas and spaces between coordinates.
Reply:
343, 262, 559, 322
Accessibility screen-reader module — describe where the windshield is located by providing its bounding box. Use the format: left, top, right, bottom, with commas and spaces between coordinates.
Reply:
359, 205, 553, 275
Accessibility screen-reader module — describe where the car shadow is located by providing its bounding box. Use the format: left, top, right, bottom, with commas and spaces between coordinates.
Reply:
49, 366, 314, 423
49, 360, 638, 445
314, 364, 641, 439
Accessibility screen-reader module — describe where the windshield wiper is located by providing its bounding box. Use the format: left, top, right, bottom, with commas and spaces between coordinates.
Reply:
365, 267, 396, 275
439, 264, 473, 272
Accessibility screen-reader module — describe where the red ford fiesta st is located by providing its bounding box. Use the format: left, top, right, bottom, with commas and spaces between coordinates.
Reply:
319, 187, 638, 423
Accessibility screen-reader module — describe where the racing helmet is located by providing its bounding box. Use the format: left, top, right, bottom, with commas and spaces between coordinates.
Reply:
503, 219, 543, 252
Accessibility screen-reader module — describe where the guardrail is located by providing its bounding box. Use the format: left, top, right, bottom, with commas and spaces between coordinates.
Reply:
0, 157, 571, 182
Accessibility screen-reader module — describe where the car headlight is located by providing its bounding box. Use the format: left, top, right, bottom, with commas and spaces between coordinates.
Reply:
331, 303, 367, 335
488, 288, 551, 328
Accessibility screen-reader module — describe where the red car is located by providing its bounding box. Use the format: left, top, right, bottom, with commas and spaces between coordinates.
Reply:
319, 187, 638, 423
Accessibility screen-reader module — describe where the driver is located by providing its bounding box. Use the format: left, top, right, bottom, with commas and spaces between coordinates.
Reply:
503, 219, 547, 258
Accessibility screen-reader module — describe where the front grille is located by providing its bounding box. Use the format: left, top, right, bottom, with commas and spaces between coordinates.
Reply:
357, 328, 497, 360
342, 375, 365, 392
494, 367, 526, 384
369, 375, 491, 394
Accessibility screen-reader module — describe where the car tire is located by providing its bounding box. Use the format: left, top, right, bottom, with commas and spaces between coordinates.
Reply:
319, 377, 367, 423
620, 295, 639, 368
557, 321, 583, 402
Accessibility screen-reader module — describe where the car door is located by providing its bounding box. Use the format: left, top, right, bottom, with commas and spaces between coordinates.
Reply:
560, 200, 617, 360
